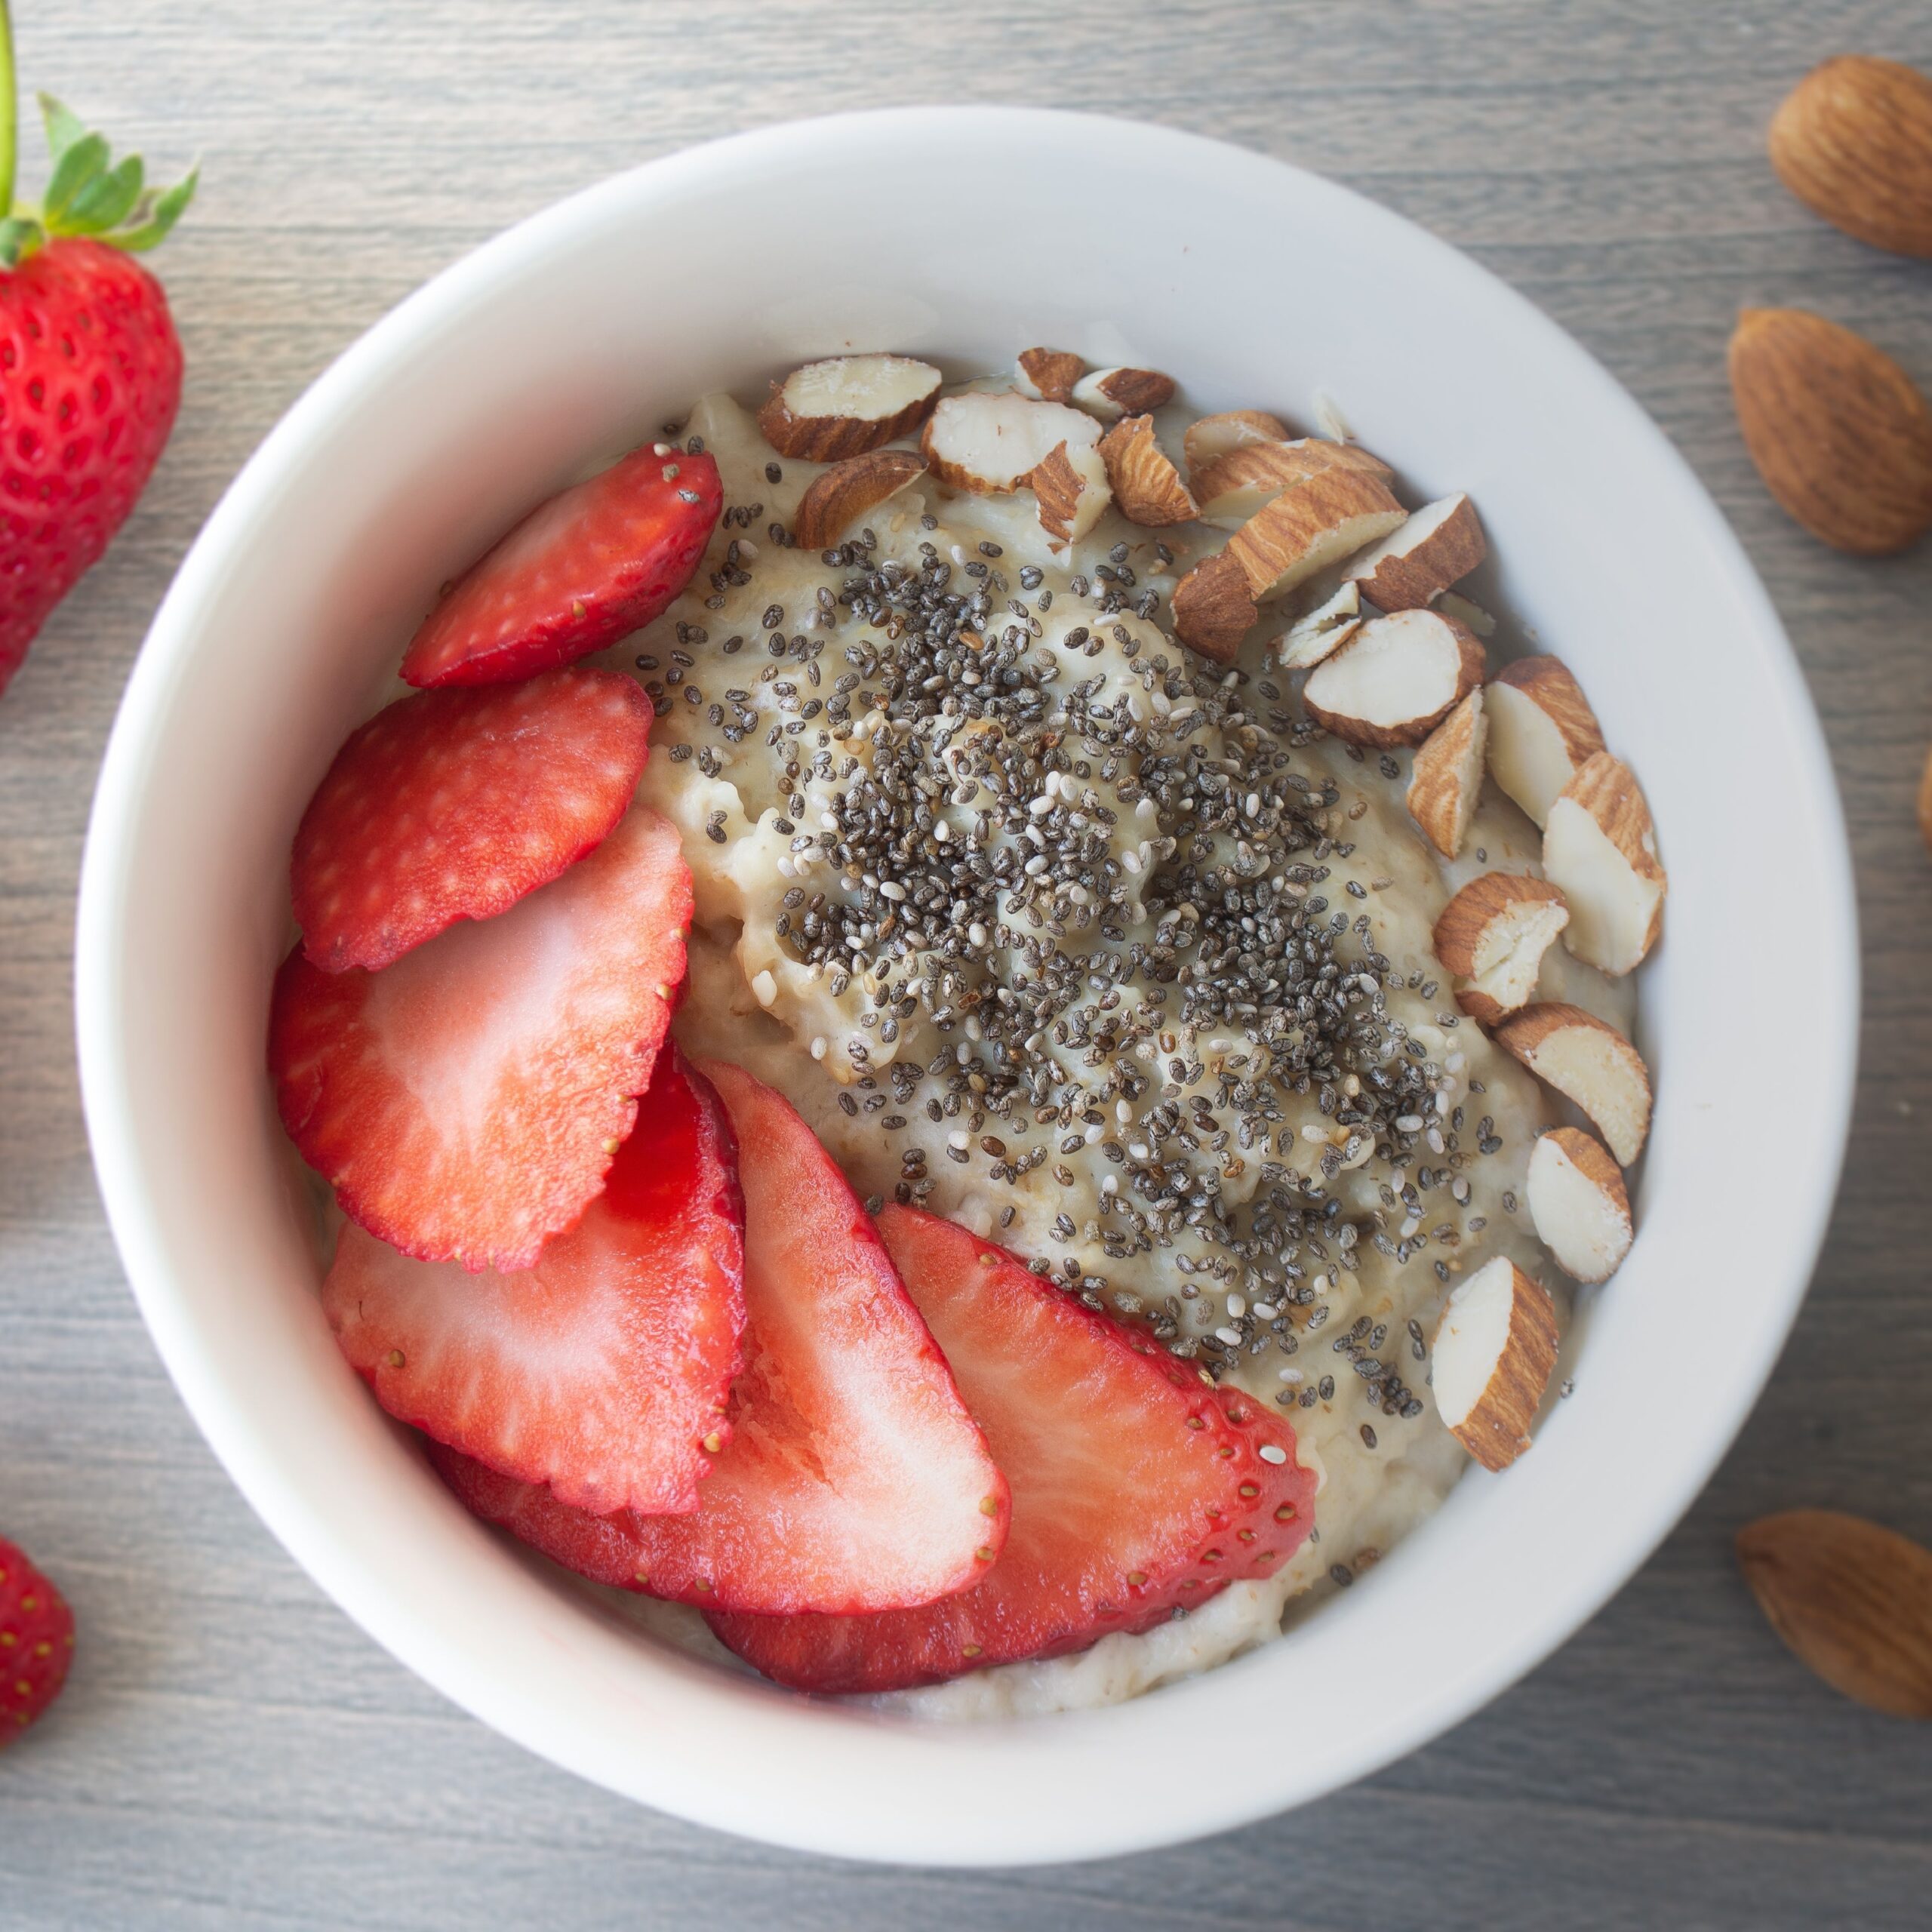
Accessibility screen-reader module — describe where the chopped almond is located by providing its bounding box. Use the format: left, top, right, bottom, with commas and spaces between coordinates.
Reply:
1343, 494, 1487, 611
1527, 1128, 1633, 1284
1432, 1256, 1558, 1472
1407, 690, 1488, 858
1097, 414, 1198, 526
1071, 366, 1176, 420
1016, 346, 1083, 403
791, 449, 928, 550
1171, 552, 1257, 663
1434, 589, 1496, 637
1276, 581, 1363, 672
919, 391, 1102, 493
1432, 872, 1570, 1025
1226, 467, 1406, 601
1542, 753, 1666, 975
1029, 439, 1112, 552
756, 354, 942, 460
1183, 409, 1289, 481
1484, 657, 1605, 827
1494, 1002, 1653, 1166
1195, 439, 1396, 529
1302, 608, 1485, 747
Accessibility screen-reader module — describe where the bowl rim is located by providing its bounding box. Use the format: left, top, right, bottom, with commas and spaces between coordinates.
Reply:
75, 104, 1859, 1867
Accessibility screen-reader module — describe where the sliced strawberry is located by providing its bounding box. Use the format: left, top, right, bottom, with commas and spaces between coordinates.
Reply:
324, 1048, 743, 1516
270, 803, 691, 1272
401, 446, 723, 688
432, 1060, 1008, 1614
293, 667, 652, 974
704, 1206, 1318, 1695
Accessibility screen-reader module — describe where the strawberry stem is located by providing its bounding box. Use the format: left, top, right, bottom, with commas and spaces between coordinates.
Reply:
0, 1, 15, 220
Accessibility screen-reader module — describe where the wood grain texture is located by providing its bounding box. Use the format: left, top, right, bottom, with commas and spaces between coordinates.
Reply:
4, 1, 1931, 1924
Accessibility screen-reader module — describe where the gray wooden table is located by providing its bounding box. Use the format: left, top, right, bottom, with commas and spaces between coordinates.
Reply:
4, 2, 1930, 1924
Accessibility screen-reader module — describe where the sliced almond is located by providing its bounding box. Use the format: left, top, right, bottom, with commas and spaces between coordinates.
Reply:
1434, 589, 1496, 637
1407, 690, 1488, 859
1432, 871, 1569, 1026
1484, 656, 1606, 827
1097, 414, 1198, 526
791, 449, 928, 550
1195, 439, 1396, 529
1527, 1127, 1632, 1284
1342, 494, 1487, 612
1170, 552, 1257, 664
1542, 753, 1666, 976
1276, 581, 1362, 673
1303, 608, 1485, 748
1494, 1002, 1652, 1167
1029, 439, 1112, 552
1431, 1256, 1558, 1472
1071, 366, 1176, 420
757, 354, 942, 460
1226, 467, 1407, 603
1016, 346, 1084, 403
918, 390, 1102, 494
1183, 409, 1289, 481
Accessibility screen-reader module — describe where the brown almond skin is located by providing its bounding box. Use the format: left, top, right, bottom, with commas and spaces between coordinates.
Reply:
1018, 346, 1083, 403
1770, 57, 1932, 260
1728, 308, 1932, 555
1737, 1509, 1932, 1719
1490, 655, 1604, 764
1920, 744, 1932, 859
1097, 415, 1198, 526
791, 450, 927, 550
1171, 552, 1257, 663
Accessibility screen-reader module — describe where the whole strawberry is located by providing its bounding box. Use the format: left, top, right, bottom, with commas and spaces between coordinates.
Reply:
0, 32, 195, 694
0, 1535, 75, 1743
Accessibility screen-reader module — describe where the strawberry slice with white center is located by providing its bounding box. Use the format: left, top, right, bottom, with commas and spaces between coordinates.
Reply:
324, 1048, 744, 1516
401, 446, 722, 688
432, 1060, 1008, 1614
293, 667, 652, 974
270, 804, 691, 1272
705, 1206, 1318, 1695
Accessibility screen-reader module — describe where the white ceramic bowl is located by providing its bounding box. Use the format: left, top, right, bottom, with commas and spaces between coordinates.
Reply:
76, 107, 1857, 1866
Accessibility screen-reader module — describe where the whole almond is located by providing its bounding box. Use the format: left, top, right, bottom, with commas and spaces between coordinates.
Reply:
1919, 744, 1932, 859
1736, 1509, 1932, 1719
1769, 56, 1932, 260
1728, 308, 1932, 555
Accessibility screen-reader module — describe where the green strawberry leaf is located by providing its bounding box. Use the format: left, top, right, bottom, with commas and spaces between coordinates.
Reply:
0, 214, 42, 268
37, 93, 85, 165
42, 128, 108, 223
61, 152, 143, 235
110, 165, 196, 252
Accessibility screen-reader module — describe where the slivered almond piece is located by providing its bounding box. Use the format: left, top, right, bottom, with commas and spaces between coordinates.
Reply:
1484, 657, 1605, 827
1171, 552, 1257, 664
757, 354, 942, 460
1431, 1257, 1558, 1472
791, 449, 928, 550
1303, 608, 1485, 748
1016, 346, 1083, 403
1407, 690, 1488, 859
919, 390, 1102, 494
1494, 1002, 1652, 1166
1226, 467, 1406, 601
1183, 409, 1289, 481
1527, 1128, 1632, 1284
1276, 581, 1362, 672
1071, 365, 1176, 420
1097, 414, 1198, 526
1435, 589, 1496, 636
1343, 494, 1487, 611
1195, 439, 1396, 529
1542, 753, 1666, 975
1029, 439, 1112, 552
1432, 872, 1569, 1026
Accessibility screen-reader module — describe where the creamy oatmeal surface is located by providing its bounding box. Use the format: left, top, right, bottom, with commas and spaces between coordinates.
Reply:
586, 388, 1633, 1717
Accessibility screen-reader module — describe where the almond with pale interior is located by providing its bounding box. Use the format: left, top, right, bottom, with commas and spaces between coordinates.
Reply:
1029, 439, 1112, 552
1183, 409, 1289, 481
1527, 1127, 1632, 1284
1432, 871, 1570, 1025
756, 354, 942, 461
1484, 656, 1605, 827
1494, 1002, 1652, 1167
1097, 414, 1198, 526
791, 449, 928, 550
1195, 439, 1395, 529
918, 390, 1103, 494
1276, 580, 1362, 672
1015, 346, 1084, 403
1342, 494, 1487, 611
1435, 589, 1496, 637
1070, 365, 1176, 420
1302, 608, 1485, 749
1226, 467, 1407, 603
1407, 690, 1487, 859
1542, 752, 1666, 975
1170, 552, 1257, 664
1431, 1256, 1558, 1472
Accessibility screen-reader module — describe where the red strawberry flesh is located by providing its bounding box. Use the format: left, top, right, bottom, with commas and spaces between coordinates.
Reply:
432, 1060, 1008, 1614
270, 802, 691, 1272
705, 1206, 1318, 1695
401, 445, 722, 688
293, 667, 653, 974
325, 1048, 745, 1516
0, 1537, 75, 1743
